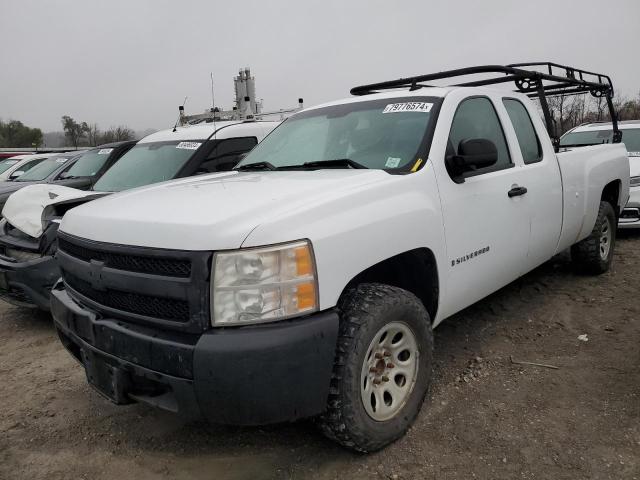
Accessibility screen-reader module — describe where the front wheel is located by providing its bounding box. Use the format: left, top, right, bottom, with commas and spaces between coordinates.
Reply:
571, 201, 617, 274
318, 283, 433, 452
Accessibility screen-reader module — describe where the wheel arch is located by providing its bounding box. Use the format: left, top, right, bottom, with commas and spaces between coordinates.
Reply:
339, 247, 439, 322
601, 179, 622, 216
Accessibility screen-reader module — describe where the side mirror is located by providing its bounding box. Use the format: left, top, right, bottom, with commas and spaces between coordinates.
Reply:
9, 170, 25, 179
446, 138, 498, 181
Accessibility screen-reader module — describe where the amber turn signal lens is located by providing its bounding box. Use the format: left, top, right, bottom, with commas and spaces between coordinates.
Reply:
296, 281, 317, 310
295, 245, 313, 276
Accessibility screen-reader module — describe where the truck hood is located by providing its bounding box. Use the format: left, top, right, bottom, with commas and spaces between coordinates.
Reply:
60, 170, 392, 250
2, 184, 105, 238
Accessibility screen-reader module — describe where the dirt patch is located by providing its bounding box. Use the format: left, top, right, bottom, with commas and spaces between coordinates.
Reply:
1, 233, 639, 480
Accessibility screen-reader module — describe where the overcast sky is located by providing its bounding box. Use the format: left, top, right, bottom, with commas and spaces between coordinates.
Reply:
1, 0, 639, 133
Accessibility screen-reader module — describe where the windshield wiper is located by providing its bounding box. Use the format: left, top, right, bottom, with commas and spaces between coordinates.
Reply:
235, 161, 277, 171
296, 158, 368, 170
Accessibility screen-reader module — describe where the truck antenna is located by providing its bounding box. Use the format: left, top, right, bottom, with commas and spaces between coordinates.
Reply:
173, 96, 188, 132
210, 73, 217, 134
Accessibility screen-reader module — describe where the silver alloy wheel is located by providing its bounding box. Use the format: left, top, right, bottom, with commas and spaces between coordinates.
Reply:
360, 321, 419, 422
600, 216, 612, 260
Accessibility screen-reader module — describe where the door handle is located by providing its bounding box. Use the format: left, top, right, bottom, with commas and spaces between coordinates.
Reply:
508, 186, 528, 197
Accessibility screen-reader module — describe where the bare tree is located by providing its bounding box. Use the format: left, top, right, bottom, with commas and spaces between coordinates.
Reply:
100, 125, 135, 144
87, 123, 100, 147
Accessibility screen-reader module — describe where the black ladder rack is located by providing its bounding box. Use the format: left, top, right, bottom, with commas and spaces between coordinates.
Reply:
350, 62, 621, 149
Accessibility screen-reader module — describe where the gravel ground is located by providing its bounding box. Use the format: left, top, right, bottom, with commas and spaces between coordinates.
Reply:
1, 232, 639, 480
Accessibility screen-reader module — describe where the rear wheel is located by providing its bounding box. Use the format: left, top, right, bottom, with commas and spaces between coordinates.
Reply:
318, 283, 433, 452
571, 201, 616, 274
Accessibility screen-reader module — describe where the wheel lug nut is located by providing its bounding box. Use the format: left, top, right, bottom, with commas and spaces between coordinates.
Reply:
383, 350, 391, 357
374, 352, 384, 359
386, 362, 395, 369
373, 378, 382, 385
382, 375, 389, 382
369, 367, 378, 373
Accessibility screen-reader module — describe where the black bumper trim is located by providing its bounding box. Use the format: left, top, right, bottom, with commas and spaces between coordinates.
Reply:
0, 254, 60, 310
51, 285, 340, 425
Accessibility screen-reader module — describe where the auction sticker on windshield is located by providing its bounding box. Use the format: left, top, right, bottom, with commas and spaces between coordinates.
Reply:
383, 102, 433, 114
98, 148, 114, 155
176, 142, 202, 150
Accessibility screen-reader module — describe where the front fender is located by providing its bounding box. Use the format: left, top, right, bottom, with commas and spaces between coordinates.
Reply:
242, 164, 447, 315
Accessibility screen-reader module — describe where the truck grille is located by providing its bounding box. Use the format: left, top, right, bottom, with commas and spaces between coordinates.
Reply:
64, 272, 190, 322
56, 233, 212, 332
58, 237, 191, 277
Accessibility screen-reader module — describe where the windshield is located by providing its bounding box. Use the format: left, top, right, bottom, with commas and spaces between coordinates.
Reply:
560, 127, 640, 155
62, 149, 112, 178
92, 140, 203, 192
14, 156, 71, 181
0, 158, 21, 174
236, 97, 439, 170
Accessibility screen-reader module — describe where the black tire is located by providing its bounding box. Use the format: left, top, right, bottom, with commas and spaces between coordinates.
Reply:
571, 201, 617, 274
318, 283, 433, 452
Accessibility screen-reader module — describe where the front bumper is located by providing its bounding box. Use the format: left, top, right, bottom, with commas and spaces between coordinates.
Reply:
0, 254, 59, 310
51, 285, 340, 425
619, 187, 640, 229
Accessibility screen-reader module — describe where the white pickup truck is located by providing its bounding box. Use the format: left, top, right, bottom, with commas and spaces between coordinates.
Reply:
560, 119, 640, 228
50, 64, 629, 452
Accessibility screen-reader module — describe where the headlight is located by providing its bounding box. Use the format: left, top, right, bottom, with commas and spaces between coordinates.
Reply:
631, 176, 640, 187
5, 248, 42, 262
211, 240, 318, 326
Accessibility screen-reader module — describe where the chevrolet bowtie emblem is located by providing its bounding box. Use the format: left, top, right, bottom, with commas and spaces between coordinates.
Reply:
48, 192, 59, 200
89, 259, 106, 291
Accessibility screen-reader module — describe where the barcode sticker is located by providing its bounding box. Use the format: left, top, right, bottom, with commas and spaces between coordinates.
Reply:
98, 148, 113, 155
383, 102, 433, 114
176, 142, 202, 150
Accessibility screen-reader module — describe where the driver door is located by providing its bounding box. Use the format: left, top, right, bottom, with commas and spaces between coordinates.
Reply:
438, 96, 530, 318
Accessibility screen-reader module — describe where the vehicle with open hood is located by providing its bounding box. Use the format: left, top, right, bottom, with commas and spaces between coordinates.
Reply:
49, 63, 629, 452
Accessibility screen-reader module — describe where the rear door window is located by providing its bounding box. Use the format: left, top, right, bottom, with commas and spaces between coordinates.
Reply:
503, 99, 543, 164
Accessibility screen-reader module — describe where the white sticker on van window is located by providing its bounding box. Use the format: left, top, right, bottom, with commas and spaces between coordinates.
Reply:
385, 157, 401, 168
4, 160, 18, 165
628, 151, 640, 157
176, 142, 202, 150
98, 148, 113, 155
383, 102, 433, 114
55, 158, 69, 163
